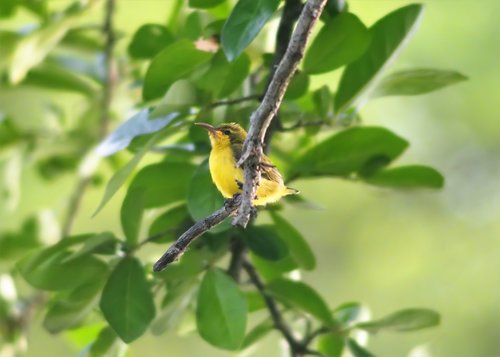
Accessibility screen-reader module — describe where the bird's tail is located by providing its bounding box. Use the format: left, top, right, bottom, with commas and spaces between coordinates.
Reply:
284, 187, 300, 196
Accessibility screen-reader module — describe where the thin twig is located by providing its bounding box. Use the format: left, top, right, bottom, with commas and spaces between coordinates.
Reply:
207, 95, 261, 109
233, 0, 327, 228
61, 176, 92, 237
153, 195, 241, 272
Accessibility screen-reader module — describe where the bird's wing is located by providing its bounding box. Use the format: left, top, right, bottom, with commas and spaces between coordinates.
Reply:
232, 144, 283, 183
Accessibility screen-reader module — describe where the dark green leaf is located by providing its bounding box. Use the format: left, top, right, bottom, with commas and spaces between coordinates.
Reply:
89, 327, 117, 357
267, 278, 336, 326
128, 24, 175, 59
335, 4, 424, 112
356, 308, 440, 333
373, 68, 467, 97
220, 52, 251, 97
317, 334, 345, 357
242, 318, 274, 349
292, 127, 408, 178
43, 278, 106, 333
270, 211, 316, 270
221, 0, 280, 61
251, 253, 298, 281
17, 246, 108, 291
143, 40, 212, 101
130, 161, 195, 208
346, 338, 375, 357
244, 225, 288, 261
187, 161, 230, 233
189, 0, 226, 9
148, 204, 193, 243
196, 269, 247, 350
100, 257, 156, 343
284, 71, 310, 100
120, 186, 145, 247
304, 13, 370, 74
364, 165, 444, 189
62, 232, 117, 263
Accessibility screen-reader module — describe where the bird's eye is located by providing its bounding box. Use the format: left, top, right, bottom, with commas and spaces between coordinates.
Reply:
222, 129, 231, 135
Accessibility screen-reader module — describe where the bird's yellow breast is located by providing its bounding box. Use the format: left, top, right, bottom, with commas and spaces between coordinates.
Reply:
209, 144, 243, 199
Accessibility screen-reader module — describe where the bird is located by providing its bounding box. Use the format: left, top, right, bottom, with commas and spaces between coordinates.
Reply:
195, 122, 299, 206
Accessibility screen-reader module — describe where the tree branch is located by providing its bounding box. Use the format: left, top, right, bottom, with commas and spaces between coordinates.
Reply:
207, 94, 261, 109
233, 0, 327, 227
153, 195, 241, 272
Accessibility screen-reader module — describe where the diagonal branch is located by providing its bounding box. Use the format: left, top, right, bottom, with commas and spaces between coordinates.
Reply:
233, 0, 327, 227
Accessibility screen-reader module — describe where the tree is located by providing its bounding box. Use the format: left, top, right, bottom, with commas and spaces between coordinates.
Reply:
0, 0, 466, 356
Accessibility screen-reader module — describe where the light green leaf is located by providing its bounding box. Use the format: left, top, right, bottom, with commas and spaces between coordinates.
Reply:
196, 269, 247, 350
304, 12, 370, 75
189, 0, 226, 9
356, 308, 440, 333
270, 211, 316, 270
100, 257, 156, 343
220, 52, 251, 97
221, 0, 280, 61
243, 225, 289, 261
62, 232, 117, 263
364, 165, 444, 189
241, 318, 273, 349
317, 334, 345, 357
335, 4, 424, 112
346, 338, 375, 357
128, 24, 174, 59
143, 40, 212, 101
373, 68, 467, 97
89, 327, 117, 357
333, 302, 364, 326
284, 71, 310, 100
267, 278, 336, 326
120, 186, 145, 247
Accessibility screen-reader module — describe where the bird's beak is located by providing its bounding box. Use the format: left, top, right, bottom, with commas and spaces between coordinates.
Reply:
195, 122, 217, 135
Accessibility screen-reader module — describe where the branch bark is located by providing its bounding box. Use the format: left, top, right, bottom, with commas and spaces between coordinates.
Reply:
233, 0, 327, 227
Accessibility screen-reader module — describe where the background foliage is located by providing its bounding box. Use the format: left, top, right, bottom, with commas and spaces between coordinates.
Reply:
0, 0, 498, 356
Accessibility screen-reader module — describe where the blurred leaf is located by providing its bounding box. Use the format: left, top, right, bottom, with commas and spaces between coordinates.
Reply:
356, 308, 440, 333
93, 131, 164, 216
304, 13, 370, 75
0, 31, 21, 71
270, 211, 316, 270
243, 225, 289, 261
0, 117, 23, 151
241, 318, 273, 349
313, 85, 332, 119
62, 232, 117, 263
196, 269, 247, 350
373, 68, 467, 97
143, 40, 212, 101
0, 216, 40, 260
120, 186, 145, 247
128, 24, 175, 59
187, 161, 231, 233
246, 291, 266, 312
148, 204, 193, 243
292, 127, 408, 178
364, 165, 444, 189
221, 0, 280, 61
335, 4, 424, 112
23, 62, 100, 96
285, 71, 310, 100
100, 257, 156, 343
89, 327, 117, 357
333, 302, 363, 326
267, 278, 336, 326
189, 0, 226, 9
0, 0, 17, 18
43, 278, 105, 333
317, 334, 344, 357
96, 110, 182, 157
251, 253, 297, 281
346, 338, 375, 357
130, 161, 195, 208
17, 246, 108, 291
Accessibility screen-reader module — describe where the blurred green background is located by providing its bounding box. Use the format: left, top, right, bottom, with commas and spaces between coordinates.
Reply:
1, 0, 499, 356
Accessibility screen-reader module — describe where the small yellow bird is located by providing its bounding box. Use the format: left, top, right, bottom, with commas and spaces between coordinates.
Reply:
195, 122, 299, 206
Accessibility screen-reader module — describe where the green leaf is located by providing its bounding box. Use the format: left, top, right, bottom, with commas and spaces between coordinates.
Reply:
120, 186, 145, 247
0, 216, 40, 260
243, 225, 288, 261
284, 71, 309, 100
220, 52, 251, 97
373, 68, 467, 97
317, 334, 345, 357
270, 211, 316, 270
100, 257, 156, 343
43, 278, 105, 333
333, 302, 364, 326
346, 338, 375, 357
304, 13, 370, 75
251, 253, 298, 281
196, 269, 247, 350
128, 24, 175, 59
143, 40, 212, 101
0, 0, 17, 18
221, 0, 280, 61
89, 327, 117, 357
93, 131, 163, 216
241, 318, 274, 349
62, 232, 118, 263
267, 278, 336, 326
364, 165, 444, 189
17, 246, 108, 291
335, 4, 424, 112
189, 0, 226, 9
292, 127, 408, 178
130, 161, 195, 208
356, 308, 440, 333
148, 204, 194, 243
23, 63, 99, 96
187, 161, 230, 233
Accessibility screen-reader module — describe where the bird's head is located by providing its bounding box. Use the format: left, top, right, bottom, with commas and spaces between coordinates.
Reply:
195, 122, 247, 149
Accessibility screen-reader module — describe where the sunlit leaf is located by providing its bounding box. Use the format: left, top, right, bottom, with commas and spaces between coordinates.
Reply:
317, 334, 344, 357
189, 0, 226, 9
89, 327, 117, 357
364, 165, 444, 189
242, 318, 273, 349
356, 308, 440, 333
